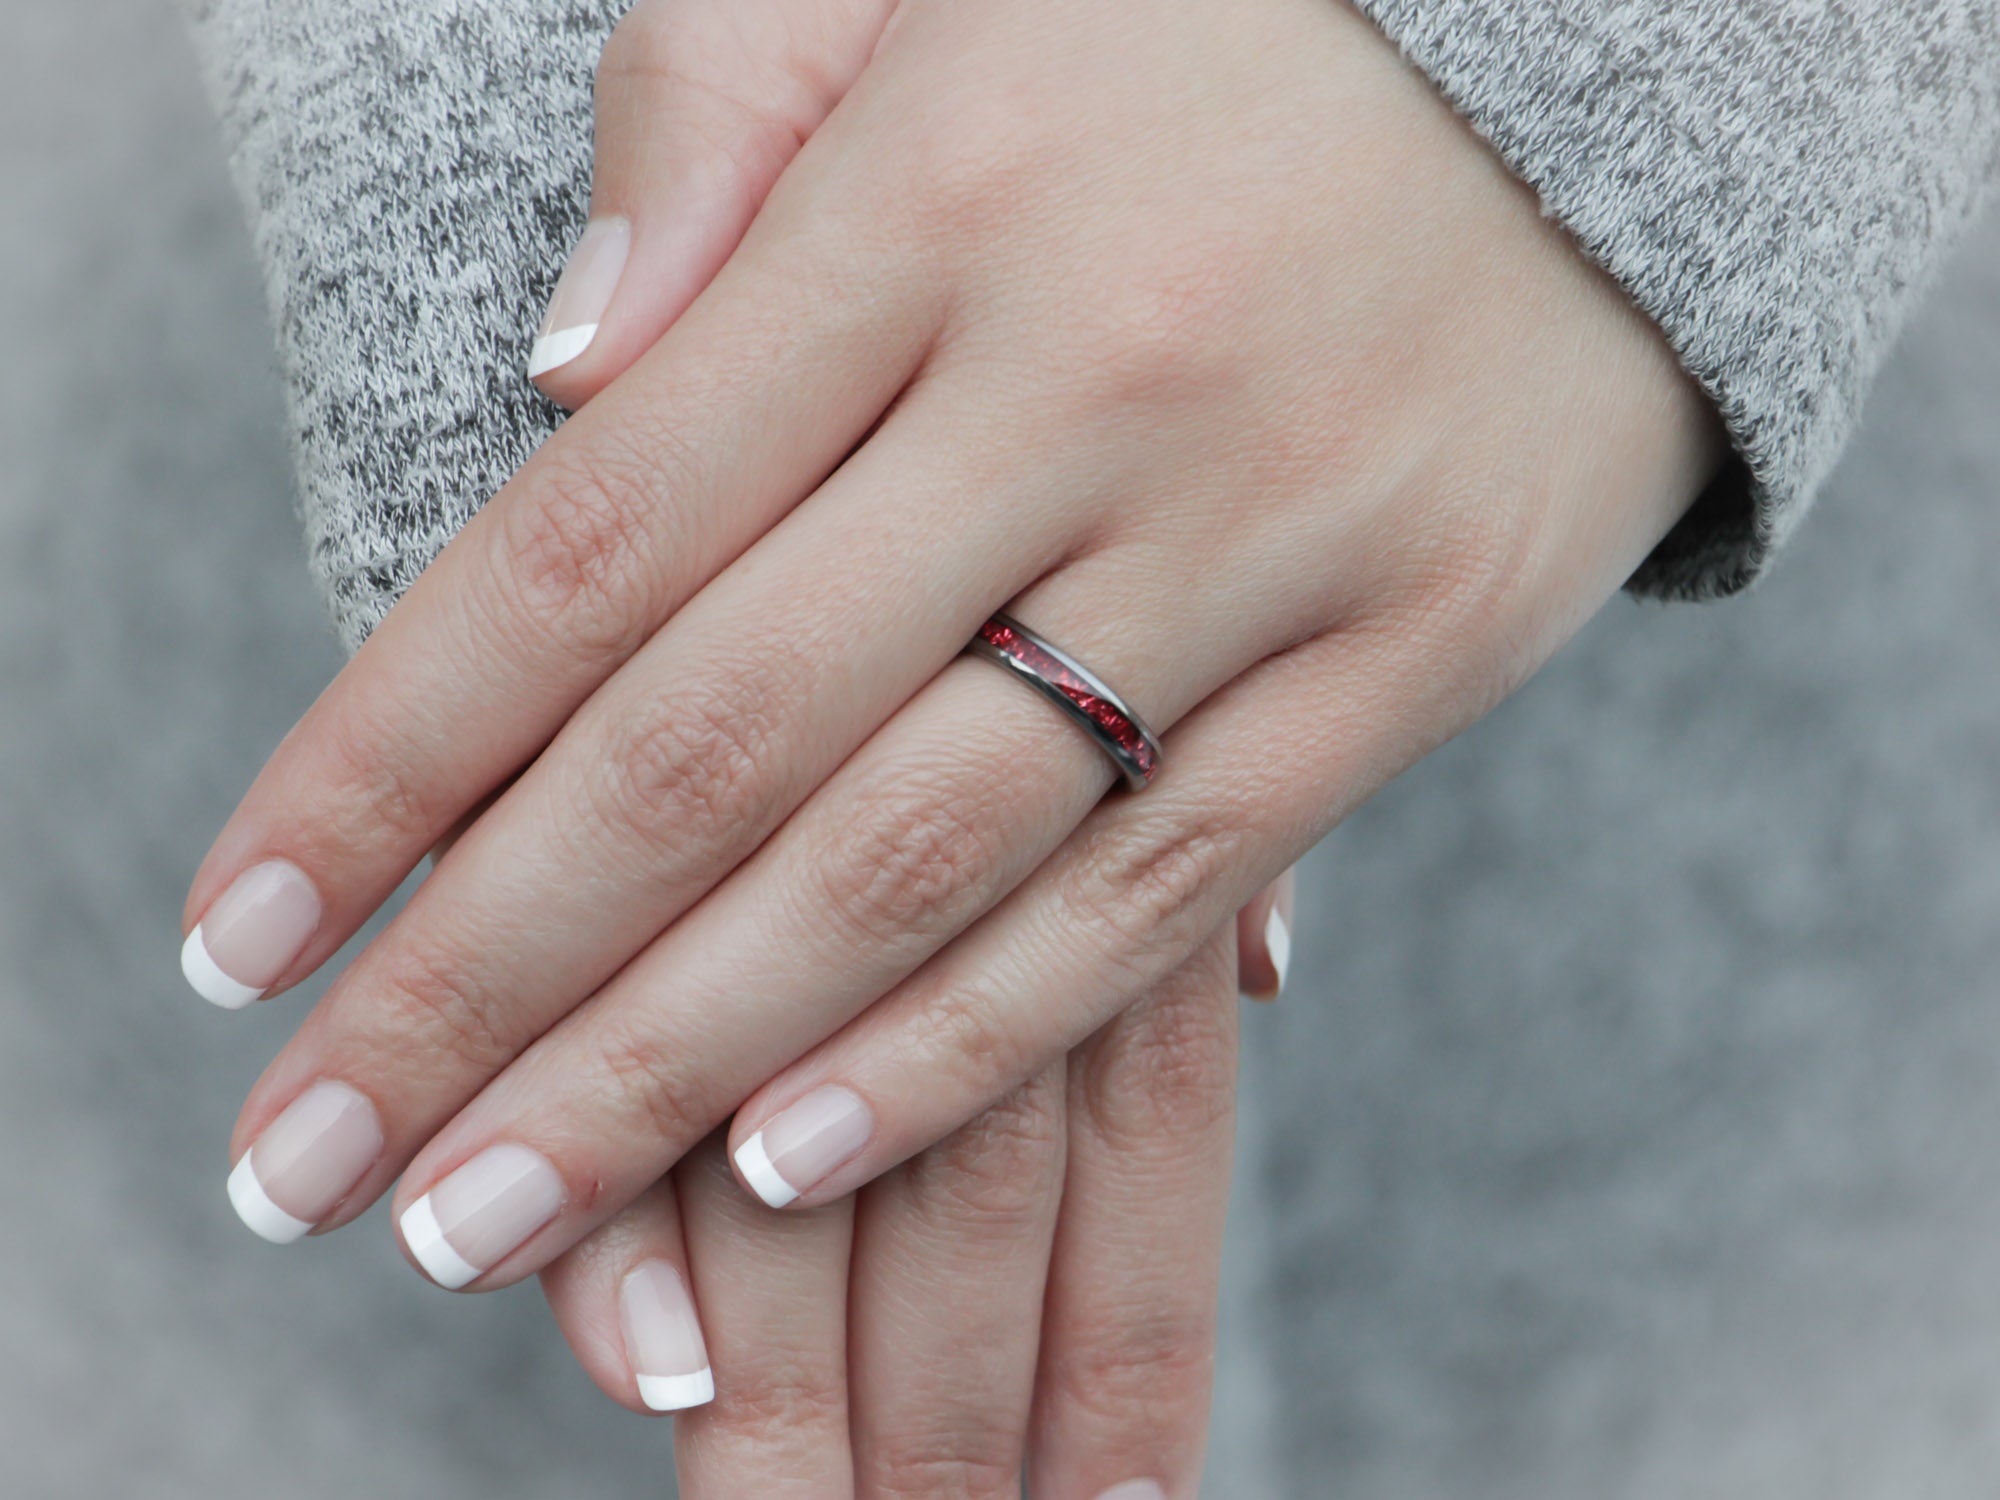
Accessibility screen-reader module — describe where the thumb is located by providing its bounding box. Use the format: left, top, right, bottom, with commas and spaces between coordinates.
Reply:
527, 0, 896, 405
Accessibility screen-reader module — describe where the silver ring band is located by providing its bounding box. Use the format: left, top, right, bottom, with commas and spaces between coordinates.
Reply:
965, 614, 1163, 790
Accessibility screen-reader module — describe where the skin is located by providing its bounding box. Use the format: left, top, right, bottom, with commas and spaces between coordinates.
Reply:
191, 0, 1721, 1485
541, 935, 1238, 1498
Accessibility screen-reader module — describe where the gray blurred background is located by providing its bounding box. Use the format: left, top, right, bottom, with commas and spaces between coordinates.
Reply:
7, 2, 2000, 1496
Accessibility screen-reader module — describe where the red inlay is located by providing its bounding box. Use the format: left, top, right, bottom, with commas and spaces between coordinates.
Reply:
978, 619, 1158, 781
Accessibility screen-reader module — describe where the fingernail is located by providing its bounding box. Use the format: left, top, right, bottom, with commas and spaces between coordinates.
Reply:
732, 1086, 873, 1208
1095, 1483, 1168, 1500
226, 1080, 384, 1245
181, 858, 322, 1009
398, 1143, 564, 1289
620, 1260, 714, 1411
1264, 905, 1291, 995
527, 217, 630, 379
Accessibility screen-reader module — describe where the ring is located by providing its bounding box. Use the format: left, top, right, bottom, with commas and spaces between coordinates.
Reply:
965, 614, 1162, 789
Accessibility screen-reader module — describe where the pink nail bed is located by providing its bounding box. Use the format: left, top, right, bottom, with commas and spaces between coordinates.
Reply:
620, 1261, 714, 1411
732, 1086, 874, 1208
227, 1080, 384, 1245
181, 858, 322, 1009
399, 1144, 565, 1290
527, 216, 630, 379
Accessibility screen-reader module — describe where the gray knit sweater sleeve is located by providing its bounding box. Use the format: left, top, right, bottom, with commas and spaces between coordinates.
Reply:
180, 0, 2000, 651
1350, 2, 2000, 596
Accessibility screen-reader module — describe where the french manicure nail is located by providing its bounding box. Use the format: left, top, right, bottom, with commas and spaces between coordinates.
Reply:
620, 1260, 714, 1411
527, 217, 630, 379
732, 1086, 874, 1208
1095, 1483, 1168, 1500
398, 1143, 564, 1289
227, 1080, 384, 1245
181, 858, 322, 1009
1264, 905, 1291, 995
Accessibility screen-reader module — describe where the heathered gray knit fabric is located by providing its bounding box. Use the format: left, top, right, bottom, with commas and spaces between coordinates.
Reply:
1350, 0, 2000, 597
180, 0, 621, 652
177, 0, 2000, 649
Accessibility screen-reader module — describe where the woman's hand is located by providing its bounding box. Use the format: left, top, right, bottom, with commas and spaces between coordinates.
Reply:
212, 9, 1291, 1474
541, 933, 1238, 1498
191, 0, 1718, 1292
389, 786, 1266, 1500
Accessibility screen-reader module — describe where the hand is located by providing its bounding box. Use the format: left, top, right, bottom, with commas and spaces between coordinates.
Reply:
541, 934, 1239, 1498
420, 94, 1289, 1485
190, 0, 1718, 1298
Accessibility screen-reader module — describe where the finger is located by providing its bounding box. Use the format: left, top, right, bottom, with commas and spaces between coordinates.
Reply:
726, 620, 1428, 1204
527, 0, 897, 403
1235, 865, 1296, 1001
378, 532, 1297, 1283
671, 1135, 857, 1499
1029, 930, 1237, 1500
847, 1068, 1065, 1499
539, 1172, 714, 1415
180, 183, 937, 1011
227, 376, 1084, 1267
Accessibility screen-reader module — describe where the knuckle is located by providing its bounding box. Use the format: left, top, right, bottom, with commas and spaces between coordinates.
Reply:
592, 1016, 706, 1150
864, 1424, 1022, 1500
715, 1354, 847, 1434
907, 981, 1041, 1109
814, 761, 1013, 954
905, 1079, 1064, 1223
900, 102, 1054, 248
369, 942, 516, 1077
589, 669, 778, 851
1050, 1304, 1216, 1424
1367, 468, 1547, 720
1409, 489, 1530, 629
313, 697, 454, 849
495, 433, 681, 660
1069, 808, 1246, 982
1077, 984, 1236, 1152
1064, 242, 1253, 411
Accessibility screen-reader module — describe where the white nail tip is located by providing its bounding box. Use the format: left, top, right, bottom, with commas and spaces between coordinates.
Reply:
399, 1194, 482, 1289
1264, 907, 1292, 992
732, 1132, 799, 1209
636, 1369, 716, 1412
526, 323, 599, 379
181, 925, 263, 1010
227, 1152, 313, 1245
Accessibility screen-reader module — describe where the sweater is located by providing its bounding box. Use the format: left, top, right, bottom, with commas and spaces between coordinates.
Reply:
177, 0, 2000, 652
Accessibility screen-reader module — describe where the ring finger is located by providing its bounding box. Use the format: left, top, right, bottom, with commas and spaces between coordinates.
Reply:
224, 379, 1092, 1249
379, 524, 1306, 1287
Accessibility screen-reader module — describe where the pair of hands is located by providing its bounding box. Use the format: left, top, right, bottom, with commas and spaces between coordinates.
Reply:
185, 0, 1719, 1491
